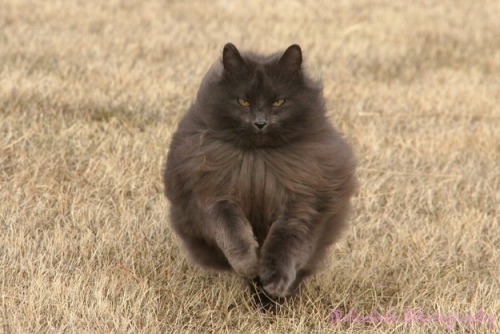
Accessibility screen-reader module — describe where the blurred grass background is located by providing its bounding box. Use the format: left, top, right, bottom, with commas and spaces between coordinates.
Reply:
0, 0, 498, 333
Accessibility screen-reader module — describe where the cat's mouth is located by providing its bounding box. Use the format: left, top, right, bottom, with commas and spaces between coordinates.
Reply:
237, 125, 280, 147
251, 129, 275, 146
253, 127, 270, 137
254, 128, 267, 134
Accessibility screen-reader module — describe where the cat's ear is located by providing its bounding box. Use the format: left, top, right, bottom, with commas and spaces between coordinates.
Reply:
222, 43, 245, 73
278, 44, 302, 74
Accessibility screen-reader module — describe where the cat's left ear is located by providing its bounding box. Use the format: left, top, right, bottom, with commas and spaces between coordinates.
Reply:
278, 44, 302, 74
222, 43, 245, 73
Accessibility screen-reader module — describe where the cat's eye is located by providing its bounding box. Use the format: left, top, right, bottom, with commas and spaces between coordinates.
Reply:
238, 98, 250, 107
272, 99, 285, 107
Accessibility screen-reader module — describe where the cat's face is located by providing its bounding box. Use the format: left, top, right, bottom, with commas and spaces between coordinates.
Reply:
199, 43, 323, 148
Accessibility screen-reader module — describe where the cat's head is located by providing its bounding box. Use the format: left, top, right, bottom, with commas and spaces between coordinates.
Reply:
196, 43, 325, 148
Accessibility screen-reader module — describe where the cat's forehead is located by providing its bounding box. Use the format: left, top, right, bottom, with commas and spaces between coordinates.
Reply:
209, 54, 277, 80
241, 51, 280, 65
241, 52, 282, 74
238, 55, 288, 89
241, 66, 281, 97
208, 49, 300, 98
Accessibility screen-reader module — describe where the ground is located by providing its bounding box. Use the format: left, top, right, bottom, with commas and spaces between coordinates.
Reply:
0, 0, 498, 333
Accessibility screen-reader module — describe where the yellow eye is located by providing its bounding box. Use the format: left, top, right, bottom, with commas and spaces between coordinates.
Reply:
272, 99, 285, 107
238, 98, 250, 107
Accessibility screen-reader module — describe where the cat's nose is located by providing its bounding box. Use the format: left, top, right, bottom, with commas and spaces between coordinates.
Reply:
253, 120, 268, 130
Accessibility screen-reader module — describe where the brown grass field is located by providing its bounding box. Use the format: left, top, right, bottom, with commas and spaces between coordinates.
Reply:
1, 0, 499, 333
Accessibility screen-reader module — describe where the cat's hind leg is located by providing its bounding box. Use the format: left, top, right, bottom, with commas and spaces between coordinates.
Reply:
170, 200, 259, 278
181, 236, 232, 271
169, 205, 232, 270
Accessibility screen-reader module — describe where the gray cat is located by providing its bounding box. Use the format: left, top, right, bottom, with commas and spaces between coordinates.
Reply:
163, 43, 357, 299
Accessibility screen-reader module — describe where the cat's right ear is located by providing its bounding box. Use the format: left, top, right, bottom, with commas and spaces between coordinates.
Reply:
278, 44, 302, 74
222, 43, 245, 73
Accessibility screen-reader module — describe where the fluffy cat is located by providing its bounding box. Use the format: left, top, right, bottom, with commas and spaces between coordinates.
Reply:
163, 43, 356, 298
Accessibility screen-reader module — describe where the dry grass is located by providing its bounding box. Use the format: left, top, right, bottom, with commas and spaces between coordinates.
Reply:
1, 0, 499, 333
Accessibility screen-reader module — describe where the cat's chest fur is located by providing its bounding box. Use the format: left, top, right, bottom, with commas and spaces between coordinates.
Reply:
193, 138, 319, 240
229, 149, 285, 221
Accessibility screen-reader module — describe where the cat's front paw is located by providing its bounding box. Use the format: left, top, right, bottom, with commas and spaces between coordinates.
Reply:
259, 258, 296, 297
228, 240, 259, 279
